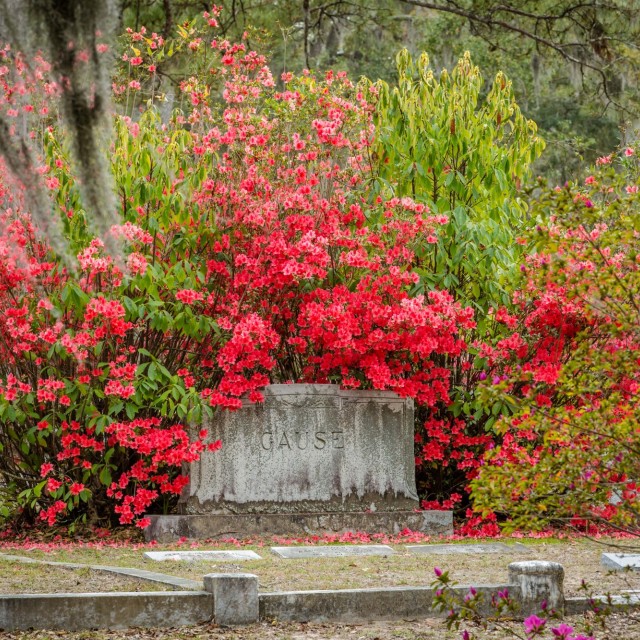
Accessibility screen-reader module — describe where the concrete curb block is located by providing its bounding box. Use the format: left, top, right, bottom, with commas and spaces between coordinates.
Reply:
205, 573, 259, 625
0, 552, 202, 591
565, 592, 640, 615
509, 561, 564, 616
260, 584, 516, 622
1, 583, 638, 631
0, 591, 212, 631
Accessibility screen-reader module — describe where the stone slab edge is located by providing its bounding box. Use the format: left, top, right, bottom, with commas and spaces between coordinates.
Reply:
0, 591, 212, 631
601, 553, 640, 571
145, 510, 453, 542
565, 592, 640, 615
270, 545, 395, 559
259, 583, 518, 622
144, 550, 262, 561
0, 552, 201, 591
406, 542, 529, 554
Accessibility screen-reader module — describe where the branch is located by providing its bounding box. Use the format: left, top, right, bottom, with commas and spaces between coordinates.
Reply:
399, 0, 632, 114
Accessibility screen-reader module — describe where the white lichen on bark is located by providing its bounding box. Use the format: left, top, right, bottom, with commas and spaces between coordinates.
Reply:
0, 0, 121, 259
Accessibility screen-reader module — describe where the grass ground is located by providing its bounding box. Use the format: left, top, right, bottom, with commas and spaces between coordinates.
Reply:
1, 536, 639, 638
2, 537, 638, 597
0, 557, 166, 593
1, 614, 640, 640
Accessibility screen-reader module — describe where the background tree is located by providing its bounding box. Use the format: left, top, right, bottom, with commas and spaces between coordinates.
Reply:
118, 0, 640, 183
0, 0, 120, 255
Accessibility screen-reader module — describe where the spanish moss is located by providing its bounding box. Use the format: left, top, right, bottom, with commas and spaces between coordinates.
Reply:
0, 0, 121, 259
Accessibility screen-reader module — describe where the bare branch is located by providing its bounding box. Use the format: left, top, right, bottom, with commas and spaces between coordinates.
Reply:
399, 0, 635, 114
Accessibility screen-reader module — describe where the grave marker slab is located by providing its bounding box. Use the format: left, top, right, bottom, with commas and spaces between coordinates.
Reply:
601, 553, 640, 571
143, 550, 261, 562
271, 545, 395, 559
407, 543, 528, 555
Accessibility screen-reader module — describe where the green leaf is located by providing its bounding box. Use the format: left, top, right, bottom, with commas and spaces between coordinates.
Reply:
33, 480, 47, 498
125, 403, 137, 420
99, 465, 112, 486
109, 402, 124, 416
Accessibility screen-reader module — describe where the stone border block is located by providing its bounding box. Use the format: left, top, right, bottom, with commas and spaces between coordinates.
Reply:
7, 557, 640, 630
509, 561, 564, 616
144, 510, 453, 542
204, 573, 259, 626
0, 592, 211, 631
259, 584, 516, 623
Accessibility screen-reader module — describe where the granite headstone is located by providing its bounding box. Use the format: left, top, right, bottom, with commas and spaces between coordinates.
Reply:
183, 384, 418, 514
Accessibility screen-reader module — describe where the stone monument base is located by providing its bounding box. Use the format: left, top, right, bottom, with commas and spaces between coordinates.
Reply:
144, 511, 453, 543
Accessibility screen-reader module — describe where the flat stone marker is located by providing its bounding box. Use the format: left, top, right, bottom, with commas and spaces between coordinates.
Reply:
271, 545, 395, 559
601, 553, 640, 571
143, 550, 261, 562
407, 543, 529, 555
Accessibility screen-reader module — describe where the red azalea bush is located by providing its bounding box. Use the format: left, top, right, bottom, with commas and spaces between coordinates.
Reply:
0, 10, 475, 528
366, 50, 544, 519
470, 146, 640, 533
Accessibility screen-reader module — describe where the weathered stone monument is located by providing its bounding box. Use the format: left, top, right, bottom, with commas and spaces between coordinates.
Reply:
145, 384, 452, 541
